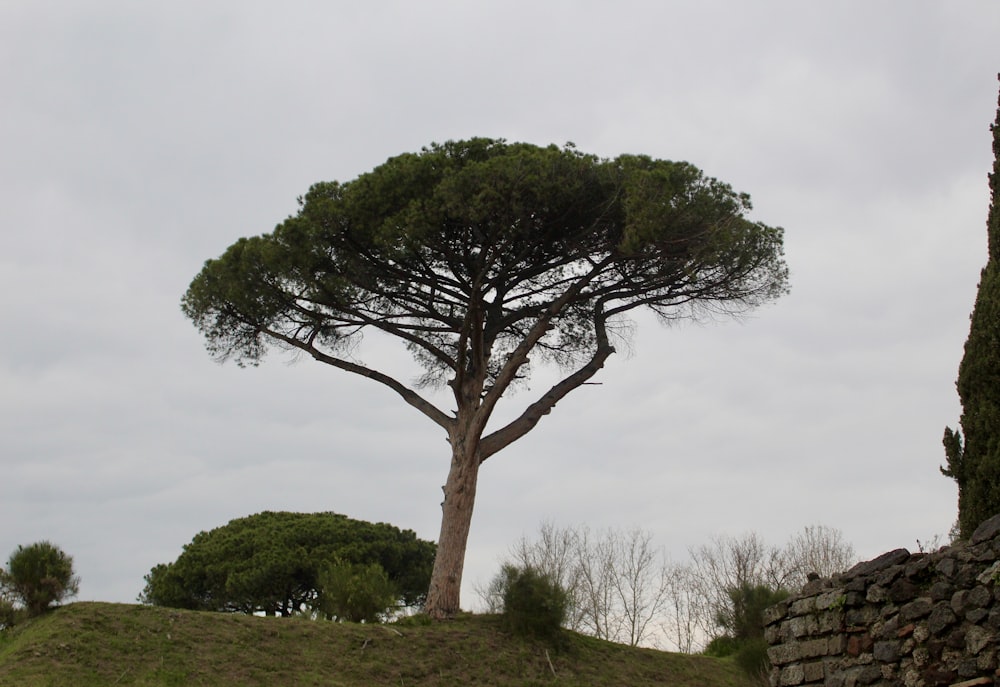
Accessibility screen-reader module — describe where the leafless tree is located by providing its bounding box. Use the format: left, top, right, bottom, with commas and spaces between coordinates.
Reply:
780, 524, 856, 588
684, 527, 856, 647
658, 561, 702, 653
573, 528, 623, 642
608, 528, 670, 647
685, 532, 787, 641
476, 521, 585, 629
485, 523, 855, 651
484, 523, 672, 647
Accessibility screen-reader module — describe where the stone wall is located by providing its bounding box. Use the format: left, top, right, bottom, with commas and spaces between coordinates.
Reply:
765, 514, 1000, 687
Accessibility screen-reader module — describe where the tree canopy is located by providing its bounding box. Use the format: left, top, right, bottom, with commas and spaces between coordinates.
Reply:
182, 138, 789, 617
943, 78, 1000, 537
1, 541, 80, 618
140, 511, 435, 617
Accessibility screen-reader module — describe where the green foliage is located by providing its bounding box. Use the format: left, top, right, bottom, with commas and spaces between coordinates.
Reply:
140, 511, 435, 617
703, 634, 739, 657
2, 541, 80, 617
944, 83, 1000, 538
316, 560, 398, 622
498, 565, 569, 642
0, 583, 19, 629
707, 584, 788, 678
715, 584, 789, 643
394, 611, 433, 627
182, 138, 788, 378
733, 637, 772, 681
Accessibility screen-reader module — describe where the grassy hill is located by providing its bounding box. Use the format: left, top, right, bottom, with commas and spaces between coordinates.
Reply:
0, 602, 753, 687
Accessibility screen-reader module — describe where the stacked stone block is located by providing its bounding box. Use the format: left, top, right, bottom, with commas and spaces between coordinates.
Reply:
765, 514, 1000, 687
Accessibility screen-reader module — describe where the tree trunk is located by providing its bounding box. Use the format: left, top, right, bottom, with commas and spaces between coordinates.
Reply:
424, 435, 481, 619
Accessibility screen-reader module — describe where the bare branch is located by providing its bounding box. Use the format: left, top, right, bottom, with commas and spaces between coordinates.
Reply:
479, 338, 614, 461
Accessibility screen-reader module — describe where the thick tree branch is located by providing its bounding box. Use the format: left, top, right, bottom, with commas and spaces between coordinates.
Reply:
479, 311, 616, 461
311, 348, 453, 431
472, 257, 615, 439
262, 327, 453, 431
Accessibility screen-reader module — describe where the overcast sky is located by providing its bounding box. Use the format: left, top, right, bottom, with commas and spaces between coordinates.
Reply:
2, 2, 999, 611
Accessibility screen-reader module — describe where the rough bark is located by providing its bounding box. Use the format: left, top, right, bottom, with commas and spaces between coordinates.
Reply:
424, 430, 482, 618
423, 307, 614, 617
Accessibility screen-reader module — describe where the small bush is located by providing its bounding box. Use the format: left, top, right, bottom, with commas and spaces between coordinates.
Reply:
703, 634, 739, 657
316, 560, 398, 623
3, 542, 79, 617
0, 590, 20, 630
393, 612, 433, 627
499, 564, 568, 642
734, 637, 772, 680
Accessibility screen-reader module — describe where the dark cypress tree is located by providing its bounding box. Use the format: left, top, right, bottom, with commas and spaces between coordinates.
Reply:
943, 75, 1000, 537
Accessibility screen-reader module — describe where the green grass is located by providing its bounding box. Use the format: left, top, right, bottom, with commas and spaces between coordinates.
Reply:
0, 602, 753, 687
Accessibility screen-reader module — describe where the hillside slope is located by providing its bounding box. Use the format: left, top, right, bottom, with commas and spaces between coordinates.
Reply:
0, 602, 751, 687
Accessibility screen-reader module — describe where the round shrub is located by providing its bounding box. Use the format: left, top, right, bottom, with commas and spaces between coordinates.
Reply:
316, 560, 398, 623
500, 565, 568, 641
0, 591, 19, 629
703, 634, 739, 657
4, 541, 80, 616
